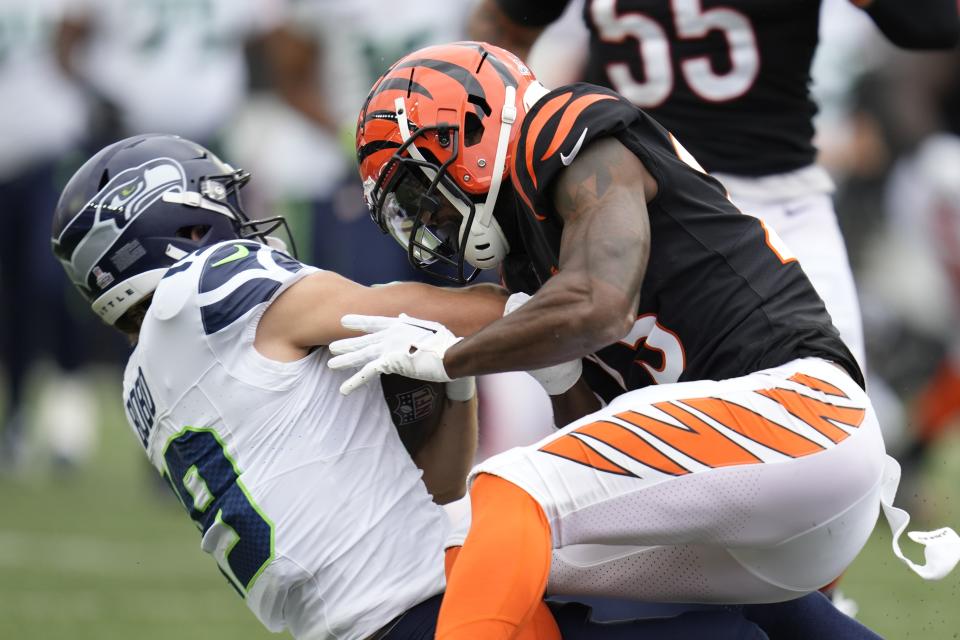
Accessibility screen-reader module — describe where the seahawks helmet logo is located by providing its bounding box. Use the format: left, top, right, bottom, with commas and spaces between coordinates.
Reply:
96, 159, 185, 224
56, 158, 187, 289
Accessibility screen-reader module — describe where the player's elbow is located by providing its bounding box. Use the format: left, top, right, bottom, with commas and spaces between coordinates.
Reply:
548, 272, 635, 351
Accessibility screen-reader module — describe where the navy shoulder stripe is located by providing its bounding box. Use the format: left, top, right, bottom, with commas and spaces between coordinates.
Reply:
271, 250, 304, 274
199, 242, 264, 293
162, 261, 192, 280
201, 278, 281, 335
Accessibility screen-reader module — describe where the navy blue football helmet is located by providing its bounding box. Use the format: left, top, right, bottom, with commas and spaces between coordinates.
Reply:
51, 134, 294, 327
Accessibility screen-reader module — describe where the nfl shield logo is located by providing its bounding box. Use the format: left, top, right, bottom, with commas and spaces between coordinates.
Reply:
391, 384, 438, 426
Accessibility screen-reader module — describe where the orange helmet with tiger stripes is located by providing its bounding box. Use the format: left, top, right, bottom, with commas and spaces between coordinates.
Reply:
356, 41, 545, 283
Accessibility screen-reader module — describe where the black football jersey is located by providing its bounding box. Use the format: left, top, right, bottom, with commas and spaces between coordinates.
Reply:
502, 83, 863, 402
579, 0, 822, 176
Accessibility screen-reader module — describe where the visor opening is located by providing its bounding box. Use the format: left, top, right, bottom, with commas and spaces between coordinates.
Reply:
464, 111, 485, 147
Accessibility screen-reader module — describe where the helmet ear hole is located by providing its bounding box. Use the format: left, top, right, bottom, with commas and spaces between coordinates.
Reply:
175, 224, 211, 241
464, 111, 485, 147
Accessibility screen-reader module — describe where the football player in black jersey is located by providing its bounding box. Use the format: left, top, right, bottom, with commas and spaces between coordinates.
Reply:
468, 0, 959, 379
469, 0, 960, 611
332, 42, 960, 638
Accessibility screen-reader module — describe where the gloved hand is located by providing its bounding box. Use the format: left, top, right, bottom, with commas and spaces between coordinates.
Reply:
503, 292, 583, 396
328, 313, 461, 395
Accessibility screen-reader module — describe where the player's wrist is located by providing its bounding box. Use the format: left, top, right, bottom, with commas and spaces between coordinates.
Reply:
532, 358, 582, 396
503, 291, 532, 316
445, 376, 477, 402
437, 337, 468, 381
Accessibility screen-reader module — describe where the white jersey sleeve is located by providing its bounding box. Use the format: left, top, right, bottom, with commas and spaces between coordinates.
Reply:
121, 241, 448, 640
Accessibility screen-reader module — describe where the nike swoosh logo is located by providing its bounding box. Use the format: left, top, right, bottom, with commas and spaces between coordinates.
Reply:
212, 244, 249, 267
560, 128, 589, 166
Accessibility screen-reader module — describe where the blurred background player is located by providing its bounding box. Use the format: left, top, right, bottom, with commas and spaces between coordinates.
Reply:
881, 47, 960, 504
55, 0, 283, 151
0, 0, 96, 472
259, 0, 472, 285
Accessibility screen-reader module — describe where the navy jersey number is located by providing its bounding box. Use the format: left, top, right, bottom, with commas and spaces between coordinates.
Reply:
126, 367, 157, 448
163, 428, 274, 595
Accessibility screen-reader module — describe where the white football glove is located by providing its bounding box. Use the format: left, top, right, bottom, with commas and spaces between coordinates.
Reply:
503, 292, 583, 396
328, 313, 461, 395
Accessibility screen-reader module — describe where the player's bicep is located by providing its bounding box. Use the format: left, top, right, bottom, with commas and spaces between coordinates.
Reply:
257, 270, 364, 354
551, 136, 651, 306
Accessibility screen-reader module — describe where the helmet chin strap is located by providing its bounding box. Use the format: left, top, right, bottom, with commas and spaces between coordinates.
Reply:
393, 87, 515, 271
468, 85, 515, 269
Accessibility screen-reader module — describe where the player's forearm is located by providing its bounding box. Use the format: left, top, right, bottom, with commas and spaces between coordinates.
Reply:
857, 0, 959, 49
444, 272, 632, 378
415, 396, 478, 504
467, 0, 547, 60
446, 140, 650, 379
387, 282, 509, 337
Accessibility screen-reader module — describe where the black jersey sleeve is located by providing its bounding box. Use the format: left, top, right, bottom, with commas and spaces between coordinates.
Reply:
495, 0, 571, 27
858, 0, 959, 49
511, 83, 643, 221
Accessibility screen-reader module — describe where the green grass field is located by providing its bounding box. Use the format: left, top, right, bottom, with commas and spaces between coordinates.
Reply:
2, 371, 958, 639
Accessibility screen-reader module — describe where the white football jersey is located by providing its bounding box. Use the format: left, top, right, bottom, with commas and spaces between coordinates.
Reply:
121, 240, 448, 639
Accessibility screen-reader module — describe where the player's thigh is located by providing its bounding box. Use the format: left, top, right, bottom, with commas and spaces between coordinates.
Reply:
548, 475, 881, 601
483, 358, 885, 550
548, 542, 808, 603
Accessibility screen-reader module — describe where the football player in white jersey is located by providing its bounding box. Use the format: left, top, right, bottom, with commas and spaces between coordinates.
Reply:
55, 134, 807, 640
50, 133, 506, 640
